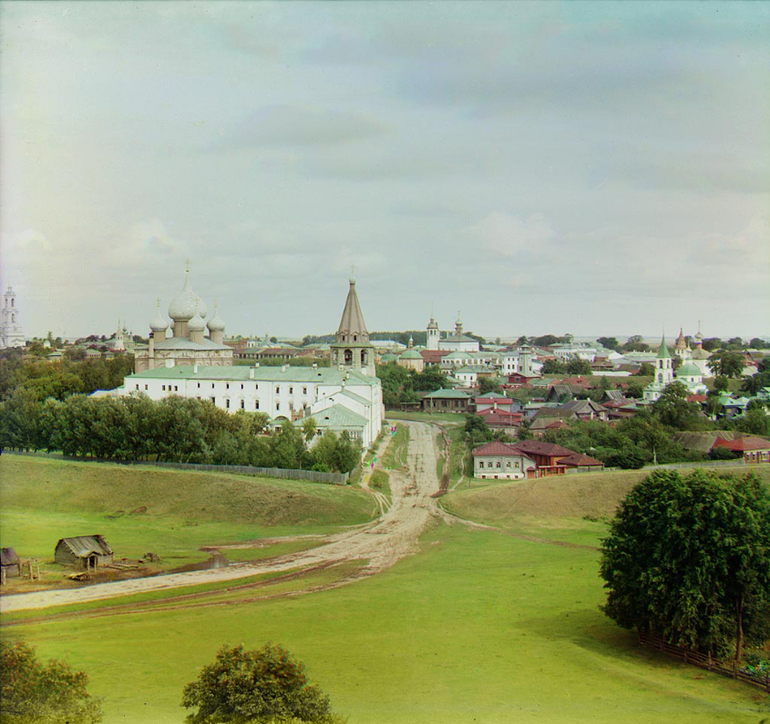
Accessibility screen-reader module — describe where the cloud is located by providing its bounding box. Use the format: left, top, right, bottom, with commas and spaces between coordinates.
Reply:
464, 212, 555, 258
221, 106, 387, 149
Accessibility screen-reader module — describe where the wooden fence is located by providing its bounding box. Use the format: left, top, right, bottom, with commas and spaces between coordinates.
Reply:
638, 632, 770, 693
3, 450, 349, 485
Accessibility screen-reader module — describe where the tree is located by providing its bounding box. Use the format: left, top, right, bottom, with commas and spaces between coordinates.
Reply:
712, 375, 729, 393
464, 413, 494, 444
181, 643, 342, 724
652, 381, 699, 429
636, 362, 655, 377
623, 335, 649, 352
541, 359, 566, 375
412, 366, 448, 392
333, 430, 362, 474
707, 351, 745, 379
565, 358, 592, 376
477, 376, 503, 395
741, 369, 770, 396
0, 640, 103, 723
600, 470, 770, 660
597, 337, 619, 351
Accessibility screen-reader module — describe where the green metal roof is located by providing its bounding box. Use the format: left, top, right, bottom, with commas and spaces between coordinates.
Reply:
399, 349, 422, 360
309, 404, 367, 429
657, 337, 671, 359
424, 388, 472, 399
127, 364, 379, 386
676, 362, 701, 377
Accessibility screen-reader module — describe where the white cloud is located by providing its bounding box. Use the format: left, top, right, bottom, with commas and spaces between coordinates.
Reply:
465, 212, 555, 258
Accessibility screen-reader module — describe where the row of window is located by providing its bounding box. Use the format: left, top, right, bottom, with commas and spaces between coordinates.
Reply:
477, 460, 521, 469
192, 382, 310, 395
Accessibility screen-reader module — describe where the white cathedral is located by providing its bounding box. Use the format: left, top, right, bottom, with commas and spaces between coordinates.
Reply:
426, 313, 480, 353
0, 286, 25, 349
120, 275, 383, 448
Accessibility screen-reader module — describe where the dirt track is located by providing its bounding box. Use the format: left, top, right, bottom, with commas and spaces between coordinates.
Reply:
0, 422, 442, 614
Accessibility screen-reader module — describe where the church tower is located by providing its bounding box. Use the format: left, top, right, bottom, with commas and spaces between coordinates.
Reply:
426, 314, 440, 351
0, 285, 25, 348
655, 336, 674, 386
330, 278, 376, 376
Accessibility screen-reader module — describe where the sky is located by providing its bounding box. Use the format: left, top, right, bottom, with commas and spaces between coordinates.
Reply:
1, 1, 769, 342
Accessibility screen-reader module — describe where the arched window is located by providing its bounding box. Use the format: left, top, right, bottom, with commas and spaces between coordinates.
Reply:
361, 350, 367, 365
344, 349, 353, 364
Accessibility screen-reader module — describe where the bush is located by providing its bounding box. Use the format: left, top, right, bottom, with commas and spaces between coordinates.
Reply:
182, 643, 343, 724
0, 640, 103, 723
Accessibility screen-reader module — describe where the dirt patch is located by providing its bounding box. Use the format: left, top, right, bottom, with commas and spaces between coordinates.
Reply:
0, 422, 443, 614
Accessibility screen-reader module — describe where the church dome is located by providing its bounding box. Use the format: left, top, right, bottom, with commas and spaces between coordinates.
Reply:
168, 269, 207, 322
677, 362, 701, 377
207, 305, 226, 332
150, 302, 169, 332
188, 308, 206, 333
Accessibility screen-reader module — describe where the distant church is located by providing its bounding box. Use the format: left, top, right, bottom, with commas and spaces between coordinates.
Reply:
426, 313, 480, 353
133, 266, 233, 373
0, 286, 25, 349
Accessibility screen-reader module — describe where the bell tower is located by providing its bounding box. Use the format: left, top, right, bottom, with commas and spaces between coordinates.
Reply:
1, 285, 25, 348
330, 278, 376, 376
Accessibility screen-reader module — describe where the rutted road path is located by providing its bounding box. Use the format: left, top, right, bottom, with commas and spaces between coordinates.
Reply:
0, 422, 441, 614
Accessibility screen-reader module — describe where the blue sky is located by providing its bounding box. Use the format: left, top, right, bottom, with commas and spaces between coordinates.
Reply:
1, 1, 768, 340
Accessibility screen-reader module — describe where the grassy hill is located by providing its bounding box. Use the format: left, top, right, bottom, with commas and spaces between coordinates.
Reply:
0, 455, 375, 567
441, 465, 769, 546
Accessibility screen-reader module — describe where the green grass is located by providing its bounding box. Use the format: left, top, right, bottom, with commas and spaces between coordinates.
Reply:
0, 456, 375, 574
368, 469, 390, 494
382, 424, 409, 469
4, 522, 765, 724
387, 410, 463, 425
3, 455, 768, 723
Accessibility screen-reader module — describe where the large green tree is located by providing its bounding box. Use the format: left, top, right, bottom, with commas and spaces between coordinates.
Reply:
181, 643, 342, 724
0, 641, 103, 723
651, 381, 700, 429
600, 470, 770, 660
707, 350, 745, 379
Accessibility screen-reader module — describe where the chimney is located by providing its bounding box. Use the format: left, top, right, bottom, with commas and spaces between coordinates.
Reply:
282, 365, 287, 372
193, 363, 199, 374
249, 367, 255, 380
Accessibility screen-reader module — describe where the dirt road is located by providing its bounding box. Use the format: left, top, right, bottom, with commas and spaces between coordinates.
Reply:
0, 422, 441, 614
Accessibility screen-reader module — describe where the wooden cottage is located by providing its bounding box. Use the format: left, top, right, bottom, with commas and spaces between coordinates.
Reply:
55, 535, 113, 570
1, 548, 21, 581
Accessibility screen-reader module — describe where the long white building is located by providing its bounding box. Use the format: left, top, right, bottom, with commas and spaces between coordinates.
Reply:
120, 278, 384, 448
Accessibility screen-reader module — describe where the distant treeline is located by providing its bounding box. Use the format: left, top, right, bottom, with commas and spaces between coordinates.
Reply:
0, 353, 134, 403
0, 392, 361, 474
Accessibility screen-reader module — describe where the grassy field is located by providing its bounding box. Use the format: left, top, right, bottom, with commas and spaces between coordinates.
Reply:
3, 522, 766, 724
0, 455, 375, 573
2, 456, 768, 723
442, 464, 769, 545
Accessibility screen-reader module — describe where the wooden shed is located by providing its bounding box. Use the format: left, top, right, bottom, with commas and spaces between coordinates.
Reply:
1, 548, 21, 581
55, 535, 113, 570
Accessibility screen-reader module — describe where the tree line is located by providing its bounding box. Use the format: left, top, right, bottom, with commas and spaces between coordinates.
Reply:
0, 352, 134, 403
0, 391, 362, 474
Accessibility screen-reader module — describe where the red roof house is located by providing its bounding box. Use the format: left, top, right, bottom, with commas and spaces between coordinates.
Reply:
713, 436, 770, 463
